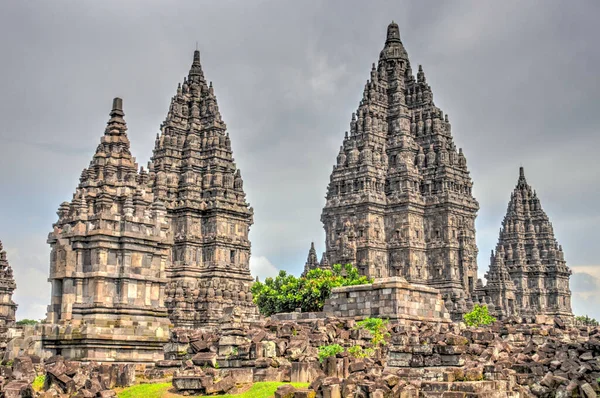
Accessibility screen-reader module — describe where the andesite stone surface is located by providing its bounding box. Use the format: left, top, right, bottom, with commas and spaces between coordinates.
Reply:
43, 98, 171, 362
318, 22, 479, 314
149, 50, 258, 328
313, 22, 573, 321
0, 240, 17, 348
476, 167, 572, 319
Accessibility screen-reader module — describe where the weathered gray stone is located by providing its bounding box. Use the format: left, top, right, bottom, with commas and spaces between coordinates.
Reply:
42, 98, 170, 363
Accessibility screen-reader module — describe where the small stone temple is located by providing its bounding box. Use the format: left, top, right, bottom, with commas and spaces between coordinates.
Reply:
319, 22, 479, 310
150, 50, 258, 328
476, 167, 572, 318
43, 98, 171, 362
0, 240, 17, 334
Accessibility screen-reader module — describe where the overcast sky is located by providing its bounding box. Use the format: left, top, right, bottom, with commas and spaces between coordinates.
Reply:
0, 0, 598, 321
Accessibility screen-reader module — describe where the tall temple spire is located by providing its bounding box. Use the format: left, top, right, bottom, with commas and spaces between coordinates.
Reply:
45, 97, 171, 362
321, 21, 479, 319
0, 240, 17, 329
302, 242, 319, 276
482, 167, 572, 319
150, 49, 257, 328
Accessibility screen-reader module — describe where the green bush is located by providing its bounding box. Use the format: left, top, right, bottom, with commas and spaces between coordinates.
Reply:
355, 317, 390, 347
32, 375, 45, 392
318, 344, 344, 363
251, 264, 371, 316
463, 304, 496, 327
576, 315, 599, 326
348, 345, 374, 359
16, 319, 38, 326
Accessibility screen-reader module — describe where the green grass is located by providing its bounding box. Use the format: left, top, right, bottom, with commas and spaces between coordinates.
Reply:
117, 381, 310, 398
32, 375, 45, 392
118, 383, 171, 398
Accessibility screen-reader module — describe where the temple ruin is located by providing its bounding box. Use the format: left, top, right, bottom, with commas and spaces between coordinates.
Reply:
42, 51, 258, 361
320, 22, 479, 310
43, 98, 171, 362
477, 167, 572, 319
33, 22, 573, 365
317, 22, 571, 321
151, 50, 258, 328
0, 240, 17, 346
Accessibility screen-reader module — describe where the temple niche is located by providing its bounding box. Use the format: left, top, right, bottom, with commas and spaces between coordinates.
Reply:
320, 22, 479, 312
149, 50, 258, 328
476, 167, 572, 319
43, 98, 171, 362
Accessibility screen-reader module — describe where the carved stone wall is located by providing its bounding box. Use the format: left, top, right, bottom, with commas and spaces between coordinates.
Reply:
149, 51, 257, 328
479, 167, 572, 318
0, 240, 17, 352
43, 98, 171, 362
320, 22, 479, 310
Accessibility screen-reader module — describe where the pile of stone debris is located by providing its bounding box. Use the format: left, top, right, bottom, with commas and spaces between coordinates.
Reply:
163, 316, 599, 397
0, 316, 598, 397
0, 354, 136, 398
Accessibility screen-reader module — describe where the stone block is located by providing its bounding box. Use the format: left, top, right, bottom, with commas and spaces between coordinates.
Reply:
292, 362, 311, 383
191, 352, 217, 367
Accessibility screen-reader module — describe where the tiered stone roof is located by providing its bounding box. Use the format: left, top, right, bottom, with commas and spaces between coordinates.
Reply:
44, 98, 171, 362
320, 22, 479, 313
0, 240, 17, 329
149, 51, 257, 327
482, 167, 572, 318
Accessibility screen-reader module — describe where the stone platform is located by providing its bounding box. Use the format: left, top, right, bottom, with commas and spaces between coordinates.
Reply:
273, 277, 451, 323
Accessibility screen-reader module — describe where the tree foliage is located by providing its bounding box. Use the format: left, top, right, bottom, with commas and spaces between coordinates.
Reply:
463, 304, 496, 327
251, 264, 371, 316
16, 319, 39, 326
576, 315, 599, 326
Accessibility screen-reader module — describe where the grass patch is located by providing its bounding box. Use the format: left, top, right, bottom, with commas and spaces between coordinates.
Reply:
117, 381, 310, 398
32, 375, 45, 392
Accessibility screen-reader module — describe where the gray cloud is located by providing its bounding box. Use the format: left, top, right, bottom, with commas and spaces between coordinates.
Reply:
571, 272, 600, 294
0, 0, 599, 320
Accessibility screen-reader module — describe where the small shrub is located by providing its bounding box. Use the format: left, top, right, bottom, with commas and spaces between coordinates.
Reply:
463, 304, 496, 327
348, 345, 374, 359
318, 344, 344, 363
355, 317, 390, 347
32, 375, 45, 392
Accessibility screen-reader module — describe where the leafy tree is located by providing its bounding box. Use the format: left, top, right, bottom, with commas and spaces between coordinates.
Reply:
16, 319, 38, 326
317, 344, 344, 363
575, 315, 599, 326
251, 264, 371, 316
463, 304, 496, 327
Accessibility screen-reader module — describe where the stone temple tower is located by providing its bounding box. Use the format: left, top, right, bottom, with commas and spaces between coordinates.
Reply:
481, 167, 572, 318
0, 241, 17, 331
320, 22, 479, 306
44, 98, 171, 362
149, 50, 258, 328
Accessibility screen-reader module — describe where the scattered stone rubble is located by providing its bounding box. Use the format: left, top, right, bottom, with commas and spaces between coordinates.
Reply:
0, 354, 136, 398
160, 316, 598, 397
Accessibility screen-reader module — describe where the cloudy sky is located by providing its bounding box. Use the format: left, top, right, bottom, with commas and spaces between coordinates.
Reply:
0, 0, 598, 321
